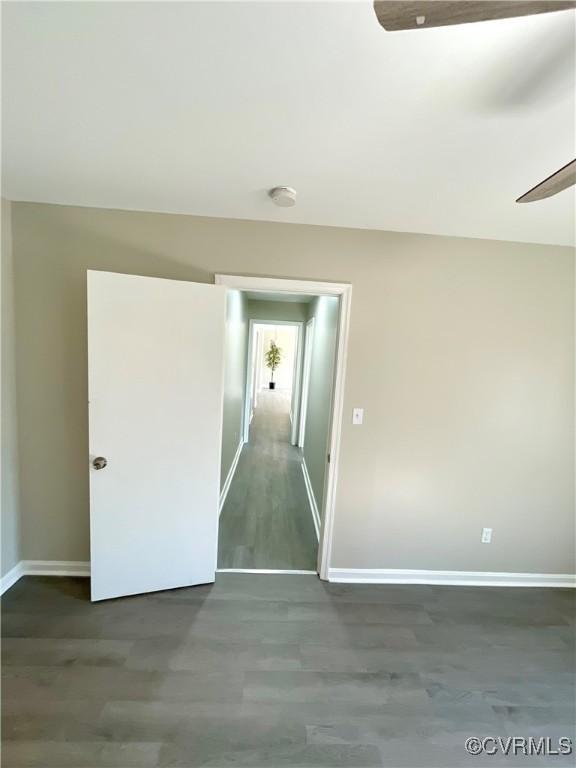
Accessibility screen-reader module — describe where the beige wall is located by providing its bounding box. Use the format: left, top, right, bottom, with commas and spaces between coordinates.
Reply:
220, 289, 248, 489
11, 202, 575, 574
303, 296, 339, 517
1, 199, 21, 576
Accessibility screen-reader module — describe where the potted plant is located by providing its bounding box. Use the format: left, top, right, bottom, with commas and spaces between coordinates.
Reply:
264, 341, 282, 390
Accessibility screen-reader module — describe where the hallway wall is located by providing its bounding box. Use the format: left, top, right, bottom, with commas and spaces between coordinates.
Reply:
220, 290, 248, 489
246, 299, 308, 323
302, 297, 339, 518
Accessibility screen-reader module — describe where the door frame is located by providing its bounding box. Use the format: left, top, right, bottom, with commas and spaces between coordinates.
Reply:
215, 275, 352, 581
298, 317, 315, 449
244, 319, 304, 446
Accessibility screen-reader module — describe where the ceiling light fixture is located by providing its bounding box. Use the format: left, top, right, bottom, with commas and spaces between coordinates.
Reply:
269, 186, 297, 207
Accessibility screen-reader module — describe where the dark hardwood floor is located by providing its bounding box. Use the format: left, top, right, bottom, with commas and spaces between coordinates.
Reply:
218, 389, 318, 571
2, 574, 574, 767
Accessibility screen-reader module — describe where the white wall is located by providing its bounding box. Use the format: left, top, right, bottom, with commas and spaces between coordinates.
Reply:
1, 199, 21, 577
10, 203, 575, 576
220, 290, 248, 488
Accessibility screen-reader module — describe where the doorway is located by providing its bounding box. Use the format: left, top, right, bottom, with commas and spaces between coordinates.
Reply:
216, 276, 351, 578
87, 272, 351, 600
219, 314, 314, 571
244, 321, 303, 447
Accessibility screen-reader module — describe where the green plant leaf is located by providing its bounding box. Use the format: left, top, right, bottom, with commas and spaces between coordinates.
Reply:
264, 341, 282, 373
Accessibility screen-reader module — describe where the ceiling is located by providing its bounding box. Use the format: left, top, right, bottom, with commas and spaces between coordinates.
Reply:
2, 1, 575, 246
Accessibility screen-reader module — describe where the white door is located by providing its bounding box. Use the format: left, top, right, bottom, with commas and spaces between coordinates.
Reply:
87, 270, 226, 601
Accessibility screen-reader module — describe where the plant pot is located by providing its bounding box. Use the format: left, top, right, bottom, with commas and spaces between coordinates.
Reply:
269, 382, 276, 390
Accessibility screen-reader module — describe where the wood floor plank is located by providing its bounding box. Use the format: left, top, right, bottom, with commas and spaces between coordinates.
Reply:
218, 389, 318, 570
2, 570, 574, 766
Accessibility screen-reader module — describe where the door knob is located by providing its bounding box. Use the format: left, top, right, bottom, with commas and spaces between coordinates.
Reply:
92, 456, 107, 470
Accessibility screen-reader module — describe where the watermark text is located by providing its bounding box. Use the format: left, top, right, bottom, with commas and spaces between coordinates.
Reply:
465, 737, 573, 757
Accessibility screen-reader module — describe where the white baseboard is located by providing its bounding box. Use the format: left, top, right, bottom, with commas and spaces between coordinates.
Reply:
22, 560, 91, 577
301, 458, 320, 540
0, 561, 24, 596
219, 439, 244, 514
217, 569, 317, 575
1, 560, 91, 595
4, 561, 572, 596
328, 568, 576, 588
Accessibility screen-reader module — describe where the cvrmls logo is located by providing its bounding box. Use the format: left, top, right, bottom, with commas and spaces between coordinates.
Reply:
465, 736, 573, 757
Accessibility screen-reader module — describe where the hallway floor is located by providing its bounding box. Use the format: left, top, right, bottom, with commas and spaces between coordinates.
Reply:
218, 389, 318, 570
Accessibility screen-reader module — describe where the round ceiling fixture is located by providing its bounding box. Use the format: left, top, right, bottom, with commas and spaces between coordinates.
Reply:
268, 186, 297, 207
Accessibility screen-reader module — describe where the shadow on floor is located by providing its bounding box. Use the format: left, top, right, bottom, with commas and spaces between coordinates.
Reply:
2, 573, 574, 767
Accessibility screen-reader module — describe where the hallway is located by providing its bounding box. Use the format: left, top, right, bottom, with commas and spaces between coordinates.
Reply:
218, 389, 318, 570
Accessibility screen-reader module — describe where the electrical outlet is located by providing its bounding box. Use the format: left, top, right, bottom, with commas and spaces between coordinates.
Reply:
481, 527, 492, 544
352, 408, 364, 425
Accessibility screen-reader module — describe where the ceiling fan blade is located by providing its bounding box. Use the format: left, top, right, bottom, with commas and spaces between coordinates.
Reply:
516, 159, 576, 203
373, 1, 576, 31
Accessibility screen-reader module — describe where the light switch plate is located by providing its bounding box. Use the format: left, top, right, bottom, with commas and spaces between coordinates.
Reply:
352, 408, 364, 425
